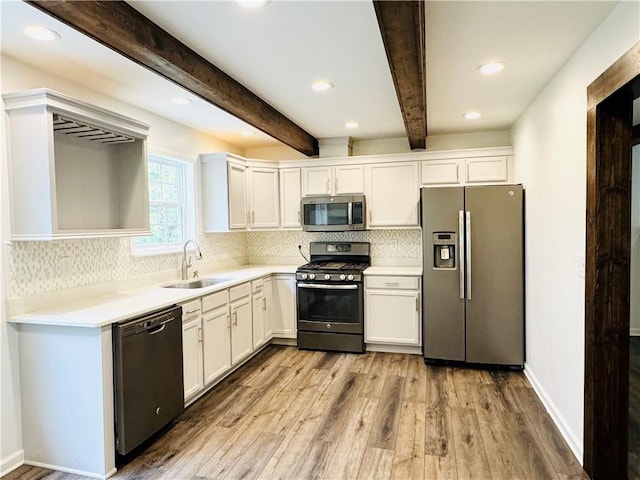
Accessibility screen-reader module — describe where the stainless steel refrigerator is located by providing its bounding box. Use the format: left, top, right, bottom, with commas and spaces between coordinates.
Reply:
421, 185, 524, 368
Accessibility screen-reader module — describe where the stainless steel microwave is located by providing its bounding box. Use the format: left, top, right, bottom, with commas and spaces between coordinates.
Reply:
301, 195, 366, 232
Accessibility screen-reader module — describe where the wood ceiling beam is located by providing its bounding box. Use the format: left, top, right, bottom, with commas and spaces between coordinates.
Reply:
373, 0, 427, 150
26, 0, 319, 157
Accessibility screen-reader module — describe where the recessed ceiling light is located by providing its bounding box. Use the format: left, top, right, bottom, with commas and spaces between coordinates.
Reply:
463, 112, 481, 120
311, 80, 334, 92
478, 62, 505, 75
345, 121, 360, 129
23, 25, 60, 41
235, 0, 269, 8
242, 131, 257, 136
170, 96, 192, 105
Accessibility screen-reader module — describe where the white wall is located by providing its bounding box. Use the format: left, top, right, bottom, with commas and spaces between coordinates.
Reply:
512, 1, 639, 462
632, 145, 639, 334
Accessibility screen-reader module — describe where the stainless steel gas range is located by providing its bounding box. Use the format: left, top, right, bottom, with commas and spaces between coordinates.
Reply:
296, 241, 370, 353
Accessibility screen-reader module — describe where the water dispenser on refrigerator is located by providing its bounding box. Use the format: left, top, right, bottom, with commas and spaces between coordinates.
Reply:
433, 232, 456, 269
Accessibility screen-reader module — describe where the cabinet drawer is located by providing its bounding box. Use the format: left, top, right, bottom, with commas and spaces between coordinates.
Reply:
365, 276, 419, 290
252, 278, 264, 294
202, 290, 228, 313
230, 282, 251, 302
181, 299, 202, 321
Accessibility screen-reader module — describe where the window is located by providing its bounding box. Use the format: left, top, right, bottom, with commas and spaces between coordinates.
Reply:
133, 154, 194, 255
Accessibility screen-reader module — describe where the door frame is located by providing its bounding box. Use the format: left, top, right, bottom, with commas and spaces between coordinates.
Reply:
583, 41, 639, 479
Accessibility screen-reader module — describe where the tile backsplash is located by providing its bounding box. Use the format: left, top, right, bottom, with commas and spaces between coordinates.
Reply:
6, 229, 422, 313
248, 229, 422, 266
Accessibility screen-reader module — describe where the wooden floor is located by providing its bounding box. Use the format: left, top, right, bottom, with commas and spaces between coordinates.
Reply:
5, 346, 586, 480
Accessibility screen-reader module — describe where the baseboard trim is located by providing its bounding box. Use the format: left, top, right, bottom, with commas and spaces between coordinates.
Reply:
0, 449, 24, 477
524, 365, 583, 465
365, 344, 422, 355
630, 328, 640, 336
24, 459, 116, 479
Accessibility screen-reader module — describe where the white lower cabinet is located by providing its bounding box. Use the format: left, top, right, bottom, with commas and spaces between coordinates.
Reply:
181, 299, 204, 400
202, 290, 231, 385
181, 274, 292, 404
230, 283, 254, 364
272, 274, 297, 338
264, 277, 273, 339
252, 279, 266, 349
365, 275, 421, 347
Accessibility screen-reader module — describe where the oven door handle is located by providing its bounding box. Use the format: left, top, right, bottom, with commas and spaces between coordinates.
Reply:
297, 283, 359, 290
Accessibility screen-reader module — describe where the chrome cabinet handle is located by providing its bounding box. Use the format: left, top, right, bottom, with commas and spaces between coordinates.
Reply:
326, 178, 330, 193
262, 298, 266, 310
185, 308, 199, 315
233, 311, 238, 326
226, 315, 231, 329
252, 211, 255, 224
335, 178, 338, 193
384, 282, 399, 287
197, 327, 202, 343
416, 296, 420, 312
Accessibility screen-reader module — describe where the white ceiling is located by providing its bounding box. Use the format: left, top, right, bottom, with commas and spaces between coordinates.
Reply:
0, 0, 625, 154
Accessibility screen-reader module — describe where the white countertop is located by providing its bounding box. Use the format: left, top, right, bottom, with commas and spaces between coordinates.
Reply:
9, 265, 298, 329
364, 266, 422, 276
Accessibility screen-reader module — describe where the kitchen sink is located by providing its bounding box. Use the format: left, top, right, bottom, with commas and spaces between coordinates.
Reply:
162, 278, 230, 289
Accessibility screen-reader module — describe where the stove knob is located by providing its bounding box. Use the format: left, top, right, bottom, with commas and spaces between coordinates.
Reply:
301, 273, 308, 280
324, 274, 331, 281
309, 274, 316, 280
339, 274, 346, 281
347, 274, 354, 281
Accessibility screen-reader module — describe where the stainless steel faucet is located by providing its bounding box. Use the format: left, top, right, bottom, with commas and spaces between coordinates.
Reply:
181, 239, 203, 280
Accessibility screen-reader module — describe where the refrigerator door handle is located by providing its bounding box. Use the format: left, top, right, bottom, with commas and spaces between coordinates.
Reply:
466, 211, 472, 300
458, 210, 465, 299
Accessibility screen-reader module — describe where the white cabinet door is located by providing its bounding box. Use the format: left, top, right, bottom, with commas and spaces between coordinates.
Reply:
182, 317, 204, 399
366, 162, 419, 228
230, 295, 253, 364
248, 167, 279, 229
272, 274, 296, 338
228, 161, 248, 229
264, 277, 274, 340
465, 156, 509, 183
280, 168, 302, 228
303, 166, 332, 195
202, 307, 231, 385
365, 289, 421, 346
252, 292, 265, 349
334, 165, 364, 194
421, 160, 461, 185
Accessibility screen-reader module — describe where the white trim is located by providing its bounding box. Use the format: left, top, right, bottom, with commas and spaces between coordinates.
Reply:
365, 343, 422, 355
630, 328, 640, 336
524, 365, 583, 465
0, 449, 24, 477
24, 460, 116, 479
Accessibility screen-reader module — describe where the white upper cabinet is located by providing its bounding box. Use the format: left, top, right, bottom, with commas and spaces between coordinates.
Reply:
421, 159, 460, 185
365, 162, 419, 228
247, 166, 279, 229
302, 164, 364, 196
200, 153, 248, 232
465, 156, 509, 183
279, 168, 302, 229
3, 89, 150, 240
421, 153, 512, 186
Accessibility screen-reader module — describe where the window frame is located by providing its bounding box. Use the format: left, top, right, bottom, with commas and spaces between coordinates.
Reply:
131, 152, 195, 256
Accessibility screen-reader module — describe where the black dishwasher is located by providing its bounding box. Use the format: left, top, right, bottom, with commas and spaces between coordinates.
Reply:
113, 305, 184, 456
